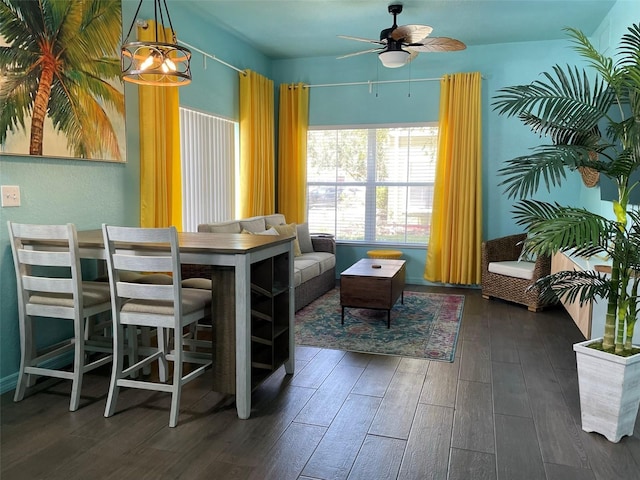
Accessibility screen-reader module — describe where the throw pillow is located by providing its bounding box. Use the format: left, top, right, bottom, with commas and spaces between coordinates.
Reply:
256, 227, 279, 235
296, 222, 314, 253
268, 223, 302, 257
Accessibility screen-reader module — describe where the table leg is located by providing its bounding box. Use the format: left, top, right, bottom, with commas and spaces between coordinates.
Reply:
387, 309, 391, 329
284, 242, 295, 375
235, 255, 251, 420
341, 306, 345, 324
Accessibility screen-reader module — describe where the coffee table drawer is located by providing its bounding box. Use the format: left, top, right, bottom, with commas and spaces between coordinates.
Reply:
341, 276, 393, 309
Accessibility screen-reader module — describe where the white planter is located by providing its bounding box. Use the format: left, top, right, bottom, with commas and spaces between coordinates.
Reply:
573, 338, 640, 442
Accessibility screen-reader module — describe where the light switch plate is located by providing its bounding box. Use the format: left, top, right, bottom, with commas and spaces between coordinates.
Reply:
1, 185, 21, 207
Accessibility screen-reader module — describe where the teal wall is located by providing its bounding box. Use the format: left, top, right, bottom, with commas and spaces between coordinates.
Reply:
0, 1, 637, 391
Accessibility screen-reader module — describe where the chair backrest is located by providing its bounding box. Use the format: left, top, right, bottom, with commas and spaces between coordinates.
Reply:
101, 225, 183, 325
7, 221, 83, 320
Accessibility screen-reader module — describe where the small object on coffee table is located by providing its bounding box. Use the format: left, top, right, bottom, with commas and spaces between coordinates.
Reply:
372, 264, 381, 269
340, 258, 406, 328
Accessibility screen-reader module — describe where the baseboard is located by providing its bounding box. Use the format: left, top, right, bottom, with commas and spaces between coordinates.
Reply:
0, 352, 74, 396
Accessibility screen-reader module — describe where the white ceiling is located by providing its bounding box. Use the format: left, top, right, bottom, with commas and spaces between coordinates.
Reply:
180, 0, 617, 60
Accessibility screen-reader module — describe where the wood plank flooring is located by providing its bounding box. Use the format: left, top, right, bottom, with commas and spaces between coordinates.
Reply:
2, 286, 640, 479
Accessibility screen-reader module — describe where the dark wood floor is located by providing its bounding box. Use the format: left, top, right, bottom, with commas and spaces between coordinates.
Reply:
2, 286, 640, 480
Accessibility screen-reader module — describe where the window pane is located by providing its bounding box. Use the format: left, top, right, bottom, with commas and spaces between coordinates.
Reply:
376, 186, 407, 242
337, 186, 365, 240
377, 128, 408, 182
307, 124, 437, 245
308, 131, 338, 182
337, 130, 368, 182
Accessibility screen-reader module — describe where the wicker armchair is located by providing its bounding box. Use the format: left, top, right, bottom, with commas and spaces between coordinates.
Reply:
481, 233, 554, 312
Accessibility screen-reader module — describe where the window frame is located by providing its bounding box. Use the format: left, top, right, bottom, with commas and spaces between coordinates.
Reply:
306, 122, 437, 246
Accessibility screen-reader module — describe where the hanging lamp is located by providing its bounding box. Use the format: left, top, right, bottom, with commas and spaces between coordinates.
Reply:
121, 0, 192, 86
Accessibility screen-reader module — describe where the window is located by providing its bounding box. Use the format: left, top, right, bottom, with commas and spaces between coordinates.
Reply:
179, 108, 238, 232
306, 125, 437, 245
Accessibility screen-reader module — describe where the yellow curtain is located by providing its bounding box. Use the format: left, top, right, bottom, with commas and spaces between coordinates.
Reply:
138, 21, 182, 229
425, 72, 482, 285
239, 70, 275, 217
277, 83, 309, 223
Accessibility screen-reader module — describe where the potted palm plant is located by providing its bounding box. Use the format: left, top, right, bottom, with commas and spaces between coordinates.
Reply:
493, 23, 640, 443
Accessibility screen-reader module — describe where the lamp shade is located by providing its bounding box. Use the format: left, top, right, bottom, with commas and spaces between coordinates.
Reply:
121, 0, 192, 86
378, 49, 410, 68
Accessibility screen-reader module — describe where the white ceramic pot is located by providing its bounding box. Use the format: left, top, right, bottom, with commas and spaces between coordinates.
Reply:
573, 338, 640, 442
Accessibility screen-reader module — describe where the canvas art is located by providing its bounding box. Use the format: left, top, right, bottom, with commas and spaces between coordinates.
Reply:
0, 0, 126, 162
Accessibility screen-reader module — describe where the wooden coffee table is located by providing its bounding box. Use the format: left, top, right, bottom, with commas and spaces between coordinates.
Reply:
340, 258, 406, 328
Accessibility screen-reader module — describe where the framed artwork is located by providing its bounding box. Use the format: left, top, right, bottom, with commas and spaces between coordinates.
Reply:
0, 0, 126, 162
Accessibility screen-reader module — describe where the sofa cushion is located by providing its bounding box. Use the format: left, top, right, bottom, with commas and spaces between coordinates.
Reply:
200, 221, 241, 233
270, 223, 302, 256
239, 217, 266, 233
488, 260, 535, 280
294, 258, 320, 285
296, 222, 314, 253
297, 252, 335, 274
256, 227, 279, 235
264, 213, 286, 227
241, 227, 279, 235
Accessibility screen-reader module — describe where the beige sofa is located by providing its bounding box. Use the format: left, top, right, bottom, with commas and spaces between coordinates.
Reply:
196, 214, 336, 311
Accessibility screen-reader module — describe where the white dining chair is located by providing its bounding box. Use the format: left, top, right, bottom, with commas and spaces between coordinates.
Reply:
101, 224, 213, 427
7, 221, 113, 411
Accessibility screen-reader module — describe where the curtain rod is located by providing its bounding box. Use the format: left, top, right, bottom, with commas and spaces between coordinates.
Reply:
135, 19, 246, 75
178, 39, 247, 75
295, 75, 486, 90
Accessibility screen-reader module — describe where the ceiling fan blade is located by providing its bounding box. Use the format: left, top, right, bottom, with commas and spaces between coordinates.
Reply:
405, 50, 420, 64
338, 35, 384, 45
407, 37, 466, 52
391, 24, 433, 43
337, 47, 384, 60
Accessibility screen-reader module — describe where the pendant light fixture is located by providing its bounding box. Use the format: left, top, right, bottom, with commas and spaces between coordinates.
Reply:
121, 0, 192, 86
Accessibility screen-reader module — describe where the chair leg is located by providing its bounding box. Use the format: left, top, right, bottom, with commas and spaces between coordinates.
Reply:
105, 324, 125, 419
69, 316, 86, 411
158, 328, 169, 383
140, 326, 151, 375
169, 331, 183, 428
14, 313, 37, 401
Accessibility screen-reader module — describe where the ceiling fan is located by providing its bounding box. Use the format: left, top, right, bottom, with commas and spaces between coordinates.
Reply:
338, 4, 466, 68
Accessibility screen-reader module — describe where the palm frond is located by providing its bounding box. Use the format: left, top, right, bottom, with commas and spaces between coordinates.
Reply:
498, 144, 594, 198
534, 270, 612, 306
565, 27, 616, 83
512, 200, 613, 255
492, 65, 613, 132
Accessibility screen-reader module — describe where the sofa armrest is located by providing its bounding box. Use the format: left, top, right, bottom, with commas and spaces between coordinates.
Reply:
311, 235, 336, 254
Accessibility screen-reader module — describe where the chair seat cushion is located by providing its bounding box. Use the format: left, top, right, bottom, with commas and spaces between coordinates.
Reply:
28, 281, 111, 308
181, 278, 213, 290
122, 288, 212, 316
488, 261, 535, 280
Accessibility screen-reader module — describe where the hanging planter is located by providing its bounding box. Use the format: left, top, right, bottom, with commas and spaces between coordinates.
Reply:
574, 338, 640, 443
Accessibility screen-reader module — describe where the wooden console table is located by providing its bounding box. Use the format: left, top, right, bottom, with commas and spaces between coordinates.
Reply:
553, 250, 640, 344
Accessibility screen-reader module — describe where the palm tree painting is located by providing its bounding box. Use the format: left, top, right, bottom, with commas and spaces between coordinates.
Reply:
0, 0, 125, 161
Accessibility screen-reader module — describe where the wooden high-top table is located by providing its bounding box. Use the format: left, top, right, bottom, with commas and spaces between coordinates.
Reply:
340, 258, 406, 328
32, 229, 296, 420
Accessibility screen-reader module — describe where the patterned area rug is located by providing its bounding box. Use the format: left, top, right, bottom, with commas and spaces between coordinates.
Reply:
295, 288, 465, 362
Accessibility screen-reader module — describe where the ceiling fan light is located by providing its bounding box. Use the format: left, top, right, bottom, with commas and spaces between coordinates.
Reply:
378, 49, 410, 68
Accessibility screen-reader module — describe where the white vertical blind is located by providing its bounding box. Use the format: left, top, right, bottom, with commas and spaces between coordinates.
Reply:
179, 108, 236, 232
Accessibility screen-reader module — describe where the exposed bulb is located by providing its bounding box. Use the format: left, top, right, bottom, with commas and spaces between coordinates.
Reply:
140, 54, 154, 71
163, 57, 176, 72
